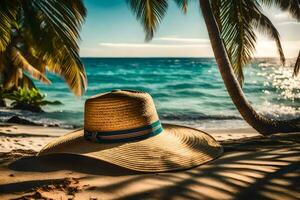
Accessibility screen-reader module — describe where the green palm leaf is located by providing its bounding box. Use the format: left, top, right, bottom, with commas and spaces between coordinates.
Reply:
173, 0, 190, 14
1, 61, 22, 89
218, 0, 257, 85
19, 74, 36, 89
251, 11, 285, 65
211, 0, 222, 31
20, 0, 87, 96
216, 0, 285, 85
11, 47, 51, 84
127, 0, 168, 41
0, 0, 18, 52
0, 0, 87, 96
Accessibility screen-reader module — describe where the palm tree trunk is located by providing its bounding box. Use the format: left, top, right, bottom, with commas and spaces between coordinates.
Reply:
199, 0, 300, 135
0, 100, 5, 107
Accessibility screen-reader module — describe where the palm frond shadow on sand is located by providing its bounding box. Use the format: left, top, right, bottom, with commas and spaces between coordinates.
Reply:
2, 132, 300, 200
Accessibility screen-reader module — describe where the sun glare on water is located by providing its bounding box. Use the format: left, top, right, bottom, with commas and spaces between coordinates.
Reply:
256, 60, 300, 119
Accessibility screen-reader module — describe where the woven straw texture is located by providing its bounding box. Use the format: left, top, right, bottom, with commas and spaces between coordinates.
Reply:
84, 90, 158, 132
38, 90, 223, 172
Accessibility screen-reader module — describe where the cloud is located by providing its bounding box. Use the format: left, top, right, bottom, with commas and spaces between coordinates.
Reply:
274, 12, 291, 20
82, 36, 299, 58
273, 12, 299, 26
80, 41, 213, 57
93, 37, 212, 57
255, 38, 300, 58
153, 37, 210, 43
98, 42, 210, 48
278, 21, 300, 26
98, 37, 211, 49
99, 43, 159, 47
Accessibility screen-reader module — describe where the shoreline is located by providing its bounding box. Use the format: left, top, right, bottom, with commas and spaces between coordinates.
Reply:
0, 108, 249, 130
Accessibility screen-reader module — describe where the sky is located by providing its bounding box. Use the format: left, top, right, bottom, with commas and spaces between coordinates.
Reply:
79, 0, 300, 58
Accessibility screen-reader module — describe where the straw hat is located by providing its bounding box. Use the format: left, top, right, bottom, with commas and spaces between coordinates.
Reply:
38, 90, 223, 172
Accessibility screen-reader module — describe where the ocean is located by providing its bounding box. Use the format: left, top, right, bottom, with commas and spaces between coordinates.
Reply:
1, 58, 299, 129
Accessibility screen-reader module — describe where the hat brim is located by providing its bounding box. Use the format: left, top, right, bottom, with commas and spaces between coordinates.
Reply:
38, 124, 223, 172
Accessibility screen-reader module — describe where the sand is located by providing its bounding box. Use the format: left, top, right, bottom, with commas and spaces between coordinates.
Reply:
0, 123, 299, 200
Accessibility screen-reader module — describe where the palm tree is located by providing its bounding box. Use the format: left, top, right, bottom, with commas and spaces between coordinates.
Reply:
293, 50, 300, 76
211, 0, 300, 85
127, 0, 300, 134
0, 0, 87, 96
211, 0, 287, 86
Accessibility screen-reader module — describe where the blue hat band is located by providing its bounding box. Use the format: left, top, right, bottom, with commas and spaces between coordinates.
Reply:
84, 120, 163, 143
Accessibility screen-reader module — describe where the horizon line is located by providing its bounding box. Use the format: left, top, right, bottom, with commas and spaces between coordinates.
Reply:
80, 56, 298, 59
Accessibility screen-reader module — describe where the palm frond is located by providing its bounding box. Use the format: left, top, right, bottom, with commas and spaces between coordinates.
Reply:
293, 50, 300, 76
1, 60, 21, 89
251, 5, 285, 65
0, 0, 18, 52
11, 47, 51, 84
218, 0, 286, 85
47, 50, 87, 97
20, 0, 87, 96
220, 0, 257, 85
19, 74, 36, 89
173, 0, 190, 14
0, 53, 5, 73
259, 0, 300, 20
211, 0, 222, 31
127, 0, 168, 41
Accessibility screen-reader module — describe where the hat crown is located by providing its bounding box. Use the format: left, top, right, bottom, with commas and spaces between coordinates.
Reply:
84, 90, 159, 133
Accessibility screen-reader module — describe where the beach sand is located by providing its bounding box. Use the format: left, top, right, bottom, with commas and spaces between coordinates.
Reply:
0, 123, 72, 152
0, 123, 299, 200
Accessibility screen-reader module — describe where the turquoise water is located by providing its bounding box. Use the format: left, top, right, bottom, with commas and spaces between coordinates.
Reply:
1, 58, 299, 129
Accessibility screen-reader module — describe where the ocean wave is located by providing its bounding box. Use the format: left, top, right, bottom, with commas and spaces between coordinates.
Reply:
159, 112, 241, 121
257, 102, 300, 120
3, 58, 299, 130
0, 108, 79, 129
1, 105, 299, 129
258, 62, 274, 67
